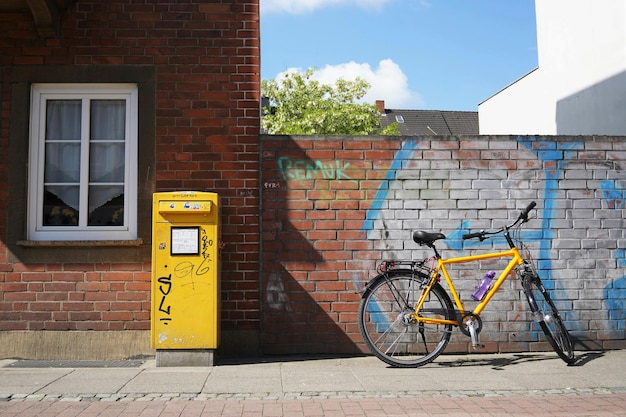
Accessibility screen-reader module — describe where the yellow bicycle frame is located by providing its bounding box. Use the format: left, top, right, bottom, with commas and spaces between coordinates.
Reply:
413, 247, 525, 326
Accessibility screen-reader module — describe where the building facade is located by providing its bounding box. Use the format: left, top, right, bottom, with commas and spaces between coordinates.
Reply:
479, 0, 626, 135
0, 0, 261, 359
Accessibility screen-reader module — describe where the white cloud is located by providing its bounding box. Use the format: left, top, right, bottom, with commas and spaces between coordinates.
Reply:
261, 0, 393, 15
281, 59, 423, 109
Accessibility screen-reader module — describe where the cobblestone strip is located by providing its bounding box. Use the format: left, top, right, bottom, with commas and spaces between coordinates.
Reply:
1, 387, 624, 402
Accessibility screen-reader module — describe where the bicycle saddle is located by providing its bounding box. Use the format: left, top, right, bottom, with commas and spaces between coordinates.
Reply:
413, 231, 446, 246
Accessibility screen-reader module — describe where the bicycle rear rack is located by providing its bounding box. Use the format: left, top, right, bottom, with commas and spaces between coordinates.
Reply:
377, 260, 434, 281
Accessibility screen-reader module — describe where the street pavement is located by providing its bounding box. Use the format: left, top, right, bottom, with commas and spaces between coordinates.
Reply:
0, 350, 625, 416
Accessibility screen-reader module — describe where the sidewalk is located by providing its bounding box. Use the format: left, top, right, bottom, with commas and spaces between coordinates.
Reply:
0, 350, 625, 416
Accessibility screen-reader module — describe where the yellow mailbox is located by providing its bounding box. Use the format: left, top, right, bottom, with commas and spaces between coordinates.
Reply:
151, 191, 220, 353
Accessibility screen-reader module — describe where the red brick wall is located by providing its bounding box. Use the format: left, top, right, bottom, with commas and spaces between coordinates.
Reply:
261, 137, 384, 354
0, 0, 260, 353
3, 263, 152, 331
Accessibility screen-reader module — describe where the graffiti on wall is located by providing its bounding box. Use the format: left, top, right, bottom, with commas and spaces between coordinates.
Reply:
277, 156, 358, 184
356, 136, 625, 333
517, 137, 625, 332
266, 136, 625, 338
605, 248, 626, 329
265, 271, 292, 312
361, 139, 421, 233
601, 180, 625, 209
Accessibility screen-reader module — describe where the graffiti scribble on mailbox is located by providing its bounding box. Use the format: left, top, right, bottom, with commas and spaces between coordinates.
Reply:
158, 274, 172, 325
174, 261, 196, 290
199, 227, 213, 275
174, 261, 194, 277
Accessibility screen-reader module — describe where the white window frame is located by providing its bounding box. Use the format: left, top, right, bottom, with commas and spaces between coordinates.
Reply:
28, 83, 138, 241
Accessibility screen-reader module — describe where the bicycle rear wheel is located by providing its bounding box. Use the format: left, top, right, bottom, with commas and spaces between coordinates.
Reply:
358, 270, 453, 367
523, 272, 576, 364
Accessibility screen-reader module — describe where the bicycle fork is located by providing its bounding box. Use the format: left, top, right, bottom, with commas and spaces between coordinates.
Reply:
520, 267, 550, 324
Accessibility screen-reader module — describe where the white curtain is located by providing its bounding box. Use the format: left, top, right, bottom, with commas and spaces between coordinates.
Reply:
43, 99, 126, 226
88, 100, 126, 222
44, 100, 81, 215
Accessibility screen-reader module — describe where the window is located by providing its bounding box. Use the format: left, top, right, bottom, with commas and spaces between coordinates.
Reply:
28, 84, 138, 241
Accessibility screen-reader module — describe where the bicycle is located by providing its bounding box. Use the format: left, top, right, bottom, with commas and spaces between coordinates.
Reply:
358, 201, 576, 367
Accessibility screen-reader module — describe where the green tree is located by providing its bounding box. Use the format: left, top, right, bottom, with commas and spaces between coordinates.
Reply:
261, 68, 399, 135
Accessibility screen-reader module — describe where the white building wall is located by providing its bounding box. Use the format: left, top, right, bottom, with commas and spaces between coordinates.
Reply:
479, 0, 626, 135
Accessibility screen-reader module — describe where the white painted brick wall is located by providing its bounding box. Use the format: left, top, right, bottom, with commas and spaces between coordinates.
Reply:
362, 136, 626, 350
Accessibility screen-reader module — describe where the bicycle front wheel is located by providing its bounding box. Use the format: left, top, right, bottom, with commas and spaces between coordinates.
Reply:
358, 270, 453, 367
523, 273, 576, 364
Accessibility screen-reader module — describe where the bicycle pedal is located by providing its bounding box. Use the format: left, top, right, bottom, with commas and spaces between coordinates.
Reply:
472, 343, 485, 350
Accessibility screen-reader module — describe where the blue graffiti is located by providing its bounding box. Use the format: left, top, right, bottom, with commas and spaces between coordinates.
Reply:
601, 196, 626, 331
615, 248, 626, 269
515, 137, 625, 332
513, 138, 587, 330
361, 138, 420, 234
600, 180, 625, 209
360, 136, 625, 334
445, 220, 470, 252
604, 248, 626, 330
517, 138, 584, 284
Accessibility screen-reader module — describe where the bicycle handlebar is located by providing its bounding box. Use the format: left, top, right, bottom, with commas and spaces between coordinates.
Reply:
462, 232, 484, 240
518, 201, 536, 222
462, 201, 537, 241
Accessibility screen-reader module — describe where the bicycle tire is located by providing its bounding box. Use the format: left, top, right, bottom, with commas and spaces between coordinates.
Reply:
358, 270, 454, 368
523, 273, 576, 364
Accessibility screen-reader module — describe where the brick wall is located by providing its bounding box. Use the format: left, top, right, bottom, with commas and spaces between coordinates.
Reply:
0, 0, 260, 358
260, 135, 626, 355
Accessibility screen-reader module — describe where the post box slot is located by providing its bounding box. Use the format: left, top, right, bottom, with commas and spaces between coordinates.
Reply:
158, 200, 213, 214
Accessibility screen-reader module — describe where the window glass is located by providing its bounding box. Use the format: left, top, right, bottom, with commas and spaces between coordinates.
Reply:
43, 185, 79, 226
29, 84, 138, 240
45, 100, 81, 140
90, 99, 126, 140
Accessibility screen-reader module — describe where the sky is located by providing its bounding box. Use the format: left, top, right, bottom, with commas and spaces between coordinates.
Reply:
260, 0, 538, 111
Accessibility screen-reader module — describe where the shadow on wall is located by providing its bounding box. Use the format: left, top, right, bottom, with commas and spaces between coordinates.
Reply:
556, 70, 626, 135
260, 137, 360, 355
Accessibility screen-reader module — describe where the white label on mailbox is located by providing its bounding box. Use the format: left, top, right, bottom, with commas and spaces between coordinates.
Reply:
171, 227, 199, 255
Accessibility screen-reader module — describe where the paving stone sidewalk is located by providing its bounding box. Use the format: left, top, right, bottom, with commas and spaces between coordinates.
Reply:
0, 350, 625, 416
1, 392, 625, 416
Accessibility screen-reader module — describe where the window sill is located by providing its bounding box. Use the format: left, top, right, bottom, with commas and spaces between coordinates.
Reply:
17, 239, 144, 247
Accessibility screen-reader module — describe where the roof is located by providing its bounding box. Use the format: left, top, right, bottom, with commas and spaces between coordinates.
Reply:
380, 109, 479, 135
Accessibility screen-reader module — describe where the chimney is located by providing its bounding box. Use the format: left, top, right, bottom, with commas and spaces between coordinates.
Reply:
375, 100, 385, 112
